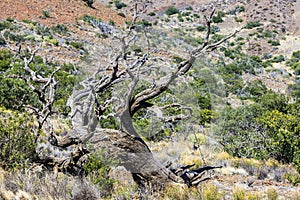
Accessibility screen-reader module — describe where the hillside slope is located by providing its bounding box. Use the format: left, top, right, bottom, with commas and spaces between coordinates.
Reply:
0, 0, 300, 199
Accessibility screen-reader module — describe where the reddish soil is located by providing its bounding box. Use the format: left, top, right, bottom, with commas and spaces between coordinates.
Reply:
0, 0, 127, 26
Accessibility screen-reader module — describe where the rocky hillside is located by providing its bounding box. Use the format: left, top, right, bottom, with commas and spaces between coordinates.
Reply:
1, 0, 300, 199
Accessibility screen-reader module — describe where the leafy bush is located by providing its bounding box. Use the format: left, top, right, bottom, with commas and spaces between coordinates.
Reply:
165, 7, 179, 16
244, 21, 263, 29
210, 25, 220, 34
0, 20, 11, 31
43, 35, 59, 46
114, 0, 127, 9
238, 79, 268, 100
0, 49, 12, 71
234, 17, 243, 22
51, 24, 68, 35
137, 19, 152, 27
0, 108, 37, 170
212, 12, 225, 23
0, 48, 78, 114
35, 24, 51, 36
287, 50, 300, 75
271, 55, 285, 63
2, 31, 25, 43
215, 93, 300, 173
67, 41, 84, 49
83, 149, 117, 197
82, 14, 102, 25
285, 172, 300, 186
288, 81, 300, 100
40, 10, 51, 19
148, 12, 156, 16
268, 40, 280, 46
196, 25, 206, 32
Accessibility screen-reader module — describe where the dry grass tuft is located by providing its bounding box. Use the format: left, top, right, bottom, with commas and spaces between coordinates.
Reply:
0, 169, 102, 200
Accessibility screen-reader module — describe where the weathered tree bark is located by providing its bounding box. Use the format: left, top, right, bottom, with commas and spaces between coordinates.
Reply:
3, 1, 240, 191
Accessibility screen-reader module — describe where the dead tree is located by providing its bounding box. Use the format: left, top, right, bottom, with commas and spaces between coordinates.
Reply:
62, 3, 239, 189
3, 1, 240, 191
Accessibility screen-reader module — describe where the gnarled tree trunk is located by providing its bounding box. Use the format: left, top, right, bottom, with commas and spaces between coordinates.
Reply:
4, 1, 240, 191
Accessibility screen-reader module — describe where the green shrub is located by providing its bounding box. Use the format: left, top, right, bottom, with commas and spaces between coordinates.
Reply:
67, 41, 84, 49
285, 173, 300, 186
137, 19, 152, 27
0, 76, 36, 110
82, 14, 102, 25
234, 17, 243, 22
35, 24, 51, 36
215, 93, 300, 173
196, 25, 206, 32
2, 31, 25, 43
238, 79, 268, 100
210, 25, 220, 34
244, 21, 263, 29
288, 81, 300, 100
0, 20, 11, 31
0, 48, 78, 114
40, 10, 51, 19
0, 35, 5, 45
268, 40, 280, 46
165, 7, 179, 16
44, 35, 59, 46
271, 55, 285, 63
0, 49, 12, 71
177, 15, 184, 22
108, 20, 115, 26
51, 24, 68, 35
114, 0, 127, 9
84, 149, 117, 197
212, 12, 225, 23
148, 12, 156, 16
183, 36, 204, 46
0, 107, 37, 170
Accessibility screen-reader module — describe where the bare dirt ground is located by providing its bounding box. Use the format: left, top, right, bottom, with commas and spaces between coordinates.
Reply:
0, 0, 127, 26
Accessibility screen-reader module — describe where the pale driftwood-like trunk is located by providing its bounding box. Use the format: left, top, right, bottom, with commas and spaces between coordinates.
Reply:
38, 5, 237, 188
4, 2, 240, 190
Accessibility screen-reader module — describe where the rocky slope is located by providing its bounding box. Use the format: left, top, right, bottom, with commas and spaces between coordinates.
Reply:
1, 0, 300, 199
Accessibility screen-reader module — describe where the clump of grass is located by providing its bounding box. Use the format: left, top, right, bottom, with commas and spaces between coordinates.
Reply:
285, 173, 300, 186
51, 24, 68, 35
67, 41, 84, 50
0, 169, 102, 199
43, 35, 59, 46
40, 10, 51, 19
246, 191, 261, 200
162, 185, 191, 200
201, 182, 225, 200
266, 187, 278, 200
232, 186, 246, 200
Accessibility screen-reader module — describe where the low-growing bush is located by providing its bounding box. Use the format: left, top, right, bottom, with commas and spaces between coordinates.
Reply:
215, 93, 300, 173
67, 41, 84, 49
0, 108, 37, 170
114, 0, 127, 9
244, 21, 263, 29
165, 7, 179, 16
51, 24, 68, 35
83, 148, 118, 197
